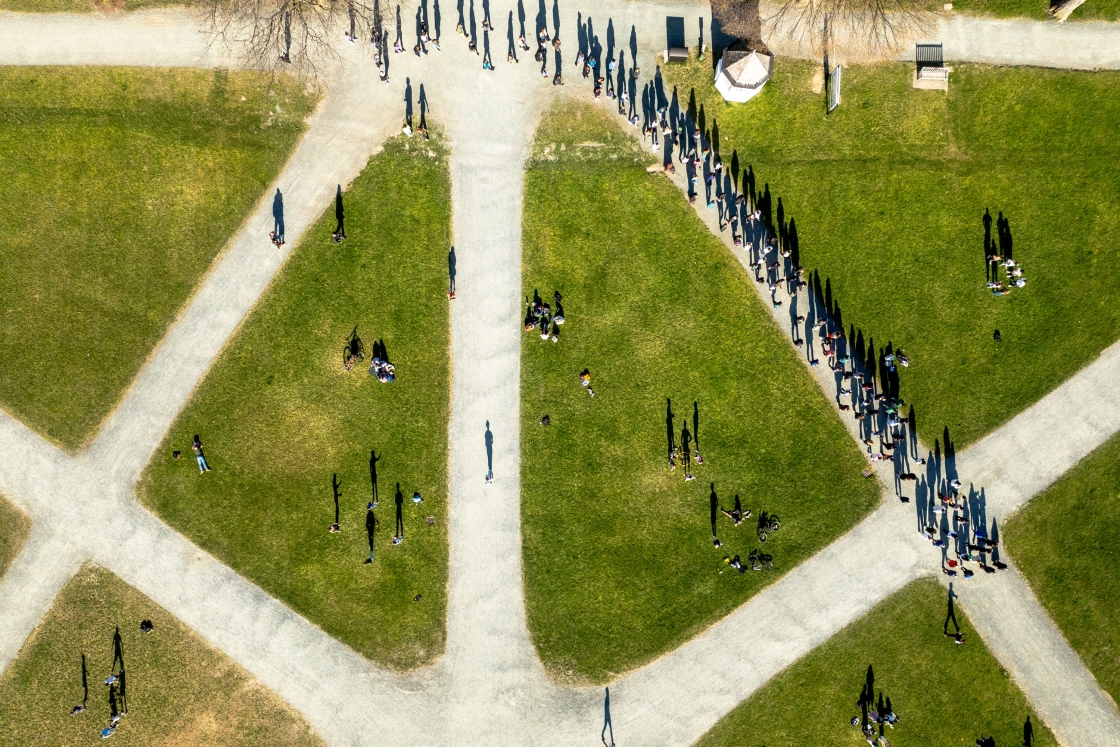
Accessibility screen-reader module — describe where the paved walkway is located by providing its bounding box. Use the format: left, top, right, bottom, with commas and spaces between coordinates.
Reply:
1, 4, 1119, 747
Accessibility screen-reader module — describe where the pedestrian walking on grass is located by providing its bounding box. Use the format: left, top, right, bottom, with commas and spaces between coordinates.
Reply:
394, 482, 405, 542
944, 583, 963, 643
364, 507, 378, 564
192, 435, 211, 473
709, 484, 721, 547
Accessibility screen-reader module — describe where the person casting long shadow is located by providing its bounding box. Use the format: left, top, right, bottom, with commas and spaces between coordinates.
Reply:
394, 483, 405, 542
271, 189, 285, 245
601, 686, 615, 747
692, 401, 703, 464
485, 421, 494, 483
709, 484, 720, 547
404, 77, 414, 129
71, 652, 89, 714
665, 398, 675, 467
364, 506, 378, 563
330, 473, 342, 533
944, 582, 963, 642
333, 185, 346, 242
369, 450, 381, 507
447, 246, 457, 298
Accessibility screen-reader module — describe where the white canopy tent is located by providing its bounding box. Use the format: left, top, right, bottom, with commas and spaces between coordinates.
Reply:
715, 47, 773, 103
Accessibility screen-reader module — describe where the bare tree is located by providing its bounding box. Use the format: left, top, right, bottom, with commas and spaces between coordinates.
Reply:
763, 0, 938, 58
201, 0, 404, 78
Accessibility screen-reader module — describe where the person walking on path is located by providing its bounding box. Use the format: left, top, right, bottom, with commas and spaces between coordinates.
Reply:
944, 583, 964, 643
270, 188, 285, 245
192, 435, 211, 474
332, 184, 346, 242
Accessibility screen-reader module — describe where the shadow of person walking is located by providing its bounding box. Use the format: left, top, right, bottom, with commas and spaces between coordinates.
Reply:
601, 686, 615, 746
394, 482, 405, 541
271, 188, 285, 245
485, 420, 494, 483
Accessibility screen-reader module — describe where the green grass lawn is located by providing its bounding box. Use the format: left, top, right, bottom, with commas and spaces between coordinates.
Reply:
698, 578, 1055, 747
1004, 431, 1120, 706
664, 59, 1120, 447
521, 103, 879, 684
0, 495, 30, 579
0, 565, 324, 746
949, 0, 1120, 20
139, 135, 451, 670
0, 67, 312, 450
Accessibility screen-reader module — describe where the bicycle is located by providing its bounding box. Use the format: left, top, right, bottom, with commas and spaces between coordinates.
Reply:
756, 511, 781, 543
747, 549, 774, 572
343, 326, 365, 371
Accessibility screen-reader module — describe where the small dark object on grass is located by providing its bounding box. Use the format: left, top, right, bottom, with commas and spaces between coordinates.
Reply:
172, 450, 181, 459
70, 704, 86, 715
994, 329, 1002, 342
329, 522, 340, 533
426, 516, 436, 525
139, 620, 153, 634
414, 594, 422, 602
539, 414, 551, 425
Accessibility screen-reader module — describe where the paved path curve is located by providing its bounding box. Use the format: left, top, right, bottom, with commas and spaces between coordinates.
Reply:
1, 4, 1120, 747
759, 0, 1120, 68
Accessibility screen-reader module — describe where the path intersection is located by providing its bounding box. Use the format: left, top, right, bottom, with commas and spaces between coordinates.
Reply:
1, 3, 1120, 746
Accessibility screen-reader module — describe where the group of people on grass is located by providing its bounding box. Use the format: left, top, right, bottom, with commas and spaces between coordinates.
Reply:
67, 624, 148, 739
523, 290, 566, 342
851, 666, 900, 747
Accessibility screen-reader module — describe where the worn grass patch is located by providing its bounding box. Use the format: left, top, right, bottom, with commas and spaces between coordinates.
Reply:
521, 102, 879, 684
1005, 431, 1120, 705
139, 135, 451, 669
698, 577, 1055, 747
0, 67, 312, 449
0, 565, 323, 747
664, 58, 1120, 447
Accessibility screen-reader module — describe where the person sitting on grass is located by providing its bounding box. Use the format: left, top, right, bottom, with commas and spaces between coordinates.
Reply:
721, 494, 751, 525
579, 368, 594, 397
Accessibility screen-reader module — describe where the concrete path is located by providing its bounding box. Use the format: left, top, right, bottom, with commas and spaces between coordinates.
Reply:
1, 3, 1120, 747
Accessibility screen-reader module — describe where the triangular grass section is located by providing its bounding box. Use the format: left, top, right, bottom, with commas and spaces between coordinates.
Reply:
0, 494, 30, 580
663, 58, 1120, 448
696, 577, 1055, 747
0, 67, 313, 449
139, 135, 451, 669
0, 564, 324, 746
1006, 430, 1120, 707
520, 102, 879, 683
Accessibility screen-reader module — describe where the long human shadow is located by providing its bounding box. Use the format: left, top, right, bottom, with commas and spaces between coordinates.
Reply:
485, 420, 494, 482
448, 245, 457, 296
369, 450, 381, 506
404, 77, 414, 128
271, 188, 284, 242
665, 398, 674, 463
394, 482, 405, 538
602, 686, 615, 746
